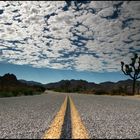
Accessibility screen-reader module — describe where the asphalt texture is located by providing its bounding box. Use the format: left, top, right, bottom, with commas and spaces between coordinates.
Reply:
70, 94, 140, 139
1, 91, 140, 139
60, 97, 72, 139
0, 92, 66, 139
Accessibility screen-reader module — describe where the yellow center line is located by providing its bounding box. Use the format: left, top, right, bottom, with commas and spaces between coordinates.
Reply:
42, 95, 89, 139
43, 96, 67, 139
69, 96, 89, 139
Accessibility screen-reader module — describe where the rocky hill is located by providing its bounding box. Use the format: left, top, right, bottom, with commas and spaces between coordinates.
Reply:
19, 79, 43, 86
0, 73, 45, 97
45, 79, 140, 95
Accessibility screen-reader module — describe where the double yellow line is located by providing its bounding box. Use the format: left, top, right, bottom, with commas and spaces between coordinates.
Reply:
43, 96, 89, 139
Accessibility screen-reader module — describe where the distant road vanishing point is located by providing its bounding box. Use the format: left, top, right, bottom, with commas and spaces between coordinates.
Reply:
0, 91, 140, 139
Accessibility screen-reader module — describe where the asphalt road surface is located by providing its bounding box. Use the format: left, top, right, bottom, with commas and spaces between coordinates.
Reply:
71, 94, 140, 139
0, 91, 140, 139
0, 92, 65, 139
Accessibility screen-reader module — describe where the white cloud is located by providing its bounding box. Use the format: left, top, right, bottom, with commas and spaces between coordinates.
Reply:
98, 7, 114, 18
0, 1, 140, 72
74, 54, 103, 72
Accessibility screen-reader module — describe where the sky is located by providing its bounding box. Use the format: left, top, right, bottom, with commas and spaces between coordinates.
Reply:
0, 1, 140, 84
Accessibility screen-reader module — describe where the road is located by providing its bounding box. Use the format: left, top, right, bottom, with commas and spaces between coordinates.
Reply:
0, 92, 65, 139
71, 94, 140, 139
0, 91, 140, 139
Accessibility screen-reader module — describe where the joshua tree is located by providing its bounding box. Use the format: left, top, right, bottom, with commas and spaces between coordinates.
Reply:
121, 53, 140, 95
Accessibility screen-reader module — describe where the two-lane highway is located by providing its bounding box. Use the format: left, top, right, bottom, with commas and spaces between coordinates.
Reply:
0, 91, 140, 139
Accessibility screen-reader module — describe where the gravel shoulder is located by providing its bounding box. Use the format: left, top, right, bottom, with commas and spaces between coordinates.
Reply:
0, 93, 66, 139
70, 93, 140, 139
123, 95, 140, 100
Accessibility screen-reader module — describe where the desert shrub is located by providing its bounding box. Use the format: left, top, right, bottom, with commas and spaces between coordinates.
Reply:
0, 92, 14, 97
22, 89, 33, 96
12, 91, 19, 96
94, 90, 108, 95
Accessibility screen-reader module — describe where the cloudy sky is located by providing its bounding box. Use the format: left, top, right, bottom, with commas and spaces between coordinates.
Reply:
0, 1, 140, 83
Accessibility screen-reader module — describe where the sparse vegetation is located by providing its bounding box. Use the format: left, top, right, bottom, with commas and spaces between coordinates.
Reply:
121, 53, 140, 95
0, 87, 46, 97
0, 73, 46, 97
46, 79, 140, 96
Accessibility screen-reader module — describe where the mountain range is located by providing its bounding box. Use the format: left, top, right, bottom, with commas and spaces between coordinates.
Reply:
0, 73, 140, 97
19, 79, 43, 86
45, 79, 140, 95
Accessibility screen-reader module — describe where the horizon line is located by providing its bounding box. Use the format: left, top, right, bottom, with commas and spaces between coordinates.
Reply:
0, 72, 134, 85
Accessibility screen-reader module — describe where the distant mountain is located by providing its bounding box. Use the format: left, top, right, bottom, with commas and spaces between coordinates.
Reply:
45, 79, 100, 94
97, 80, 138, 94
0, 73, 46, 97
1, 73, 139, 97
19, 79, 43, 86
0, 73, 22, 87
45, 79, 140, 95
